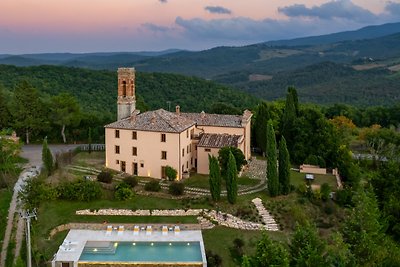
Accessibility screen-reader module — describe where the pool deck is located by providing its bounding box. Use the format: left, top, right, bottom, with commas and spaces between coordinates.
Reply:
52, 229, 207, 267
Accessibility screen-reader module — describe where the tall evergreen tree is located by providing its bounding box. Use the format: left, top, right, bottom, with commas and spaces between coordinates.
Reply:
254, 102, 270, 154
42, 137, 53, 175
279, 136, 291, 195
208, 155, 221, 201
290, 222, 327, 266
267, 120, 279, 196
288, 86, 299, 115
253, 234, 290, 267
88, 127, 92, 154
226, 151, 238, 204
281, 90, 297, 151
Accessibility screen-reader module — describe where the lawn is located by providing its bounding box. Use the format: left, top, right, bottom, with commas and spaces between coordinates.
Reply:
290, 170, 337, 189
0, 189, 12, 243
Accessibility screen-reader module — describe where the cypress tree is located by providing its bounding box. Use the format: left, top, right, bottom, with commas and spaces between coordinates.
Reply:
279, 136, 291, 195
267, 120, 279, 197
281, 91, 296, 144
254, 102, 270, 154
88, 127, 92, 154
288, 86, 299, 115
42, 137, 53, 175
226, 151, 238, 204
208, 155, 221, 201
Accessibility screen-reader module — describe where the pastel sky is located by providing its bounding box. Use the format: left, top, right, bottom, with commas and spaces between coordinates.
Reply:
1, 0, 400, 53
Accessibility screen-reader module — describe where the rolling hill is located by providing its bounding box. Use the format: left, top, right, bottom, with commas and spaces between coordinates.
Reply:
0, 65, 259, 117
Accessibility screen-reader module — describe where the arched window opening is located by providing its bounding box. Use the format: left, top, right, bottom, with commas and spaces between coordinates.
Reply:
122, 81, 127, 96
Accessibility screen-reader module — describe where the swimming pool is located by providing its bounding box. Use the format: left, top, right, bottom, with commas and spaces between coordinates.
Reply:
79, 241, 203, 263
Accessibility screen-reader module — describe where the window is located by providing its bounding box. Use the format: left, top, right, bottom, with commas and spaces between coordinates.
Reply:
189, 145, 192, 153
186, 161, 188, 168
195, 145, 197, 151
115, 145, 120, 154
140, 163, 144, 168
115, 130, 120, 138
182, 148, 185, 157
132, 147, 137, 156
132, 131, 137, 140
205, 148, 211, 152
161, 133, 166, 142
116, 160, 119, 164
187, 145, 189, 154
186, 130, 189, 138
182, 165, 184, 172
161, 151, 167, 160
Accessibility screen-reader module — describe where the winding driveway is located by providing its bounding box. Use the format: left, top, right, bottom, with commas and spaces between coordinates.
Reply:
0, 144, 79, 267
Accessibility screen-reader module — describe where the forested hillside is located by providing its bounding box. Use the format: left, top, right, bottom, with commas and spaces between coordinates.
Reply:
0, 65, 258, 115
225, 62, 400, 106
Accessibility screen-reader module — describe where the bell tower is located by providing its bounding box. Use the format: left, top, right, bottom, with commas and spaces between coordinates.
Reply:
117, 67, 136, 120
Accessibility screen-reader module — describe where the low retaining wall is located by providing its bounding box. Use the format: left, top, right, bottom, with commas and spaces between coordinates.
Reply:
78, 263, 203, 267
299, 164, 327, 175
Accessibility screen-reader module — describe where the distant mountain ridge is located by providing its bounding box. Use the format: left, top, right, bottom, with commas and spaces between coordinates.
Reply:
265, 22, 400, 47
0, 22, 399, 107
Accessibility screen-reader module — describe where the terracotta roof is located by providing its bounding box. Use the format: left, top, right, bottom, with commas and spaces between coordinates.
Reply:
181, 112, 244, 128
198, 133, 243, 148
104, 109, 195, 133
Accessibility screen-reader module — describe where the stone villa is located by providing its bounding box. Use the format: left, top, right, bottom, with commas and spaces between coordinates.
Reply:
105, 68, 252, 179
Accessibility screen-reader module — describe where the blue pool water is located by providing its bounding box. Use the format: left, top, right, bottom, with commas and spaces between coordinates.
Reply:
79, 242, 203, 263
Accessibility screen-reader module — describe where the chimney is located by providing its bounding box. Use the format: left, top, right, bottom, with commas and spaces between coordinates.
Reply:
151, 113, 156, 124
201, 111, 206, 119
130, 110, 140, 123
175, 105, 180, 115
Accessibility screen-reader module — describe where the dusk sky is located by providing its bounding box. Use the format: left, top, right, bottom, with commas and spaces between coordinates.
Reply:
1, 0, 400, 53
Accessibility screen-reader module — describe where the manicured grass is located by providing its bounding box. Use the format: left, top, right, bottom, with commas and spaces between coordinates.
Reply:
0, 189, 12, 243
203, 227, 288, 266
290, 170, 337, 189
183, 173, 260, 189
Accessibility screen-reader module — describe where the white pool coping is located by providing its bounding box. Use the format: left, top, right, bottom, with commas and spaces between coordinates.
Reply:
52, 229, 207, 266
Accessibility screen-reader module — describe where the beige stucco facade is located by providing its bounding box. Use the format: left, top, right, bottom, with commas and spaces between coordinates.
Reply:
105, 125, 195, 179
105, 67, 252, 180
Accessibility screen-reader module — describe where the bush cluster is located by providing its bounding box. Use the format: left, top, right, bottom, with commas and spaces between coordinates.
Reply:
114, 182, 134, 200
168, 182, 185, 196
97, 171, 113, 183
57, 179, 102, 201
165, 166, 178, 181
206, 250, 222, 267
124, 176, 138, 188
144, 180, 161, 192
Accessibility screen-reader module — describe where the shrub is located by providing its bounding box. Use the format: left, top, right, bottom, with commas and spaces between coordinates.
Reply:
124, 176, 138, 188
206, 250, 222, 267
97, 171, 113, 183
19, 178, 58, 209
320, 183, 331, 201
144, 180, 161, 192
165, 166, 177, 181
114, 182, 134, 200
169, 182, 185, 196
57, 179, 102, 201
